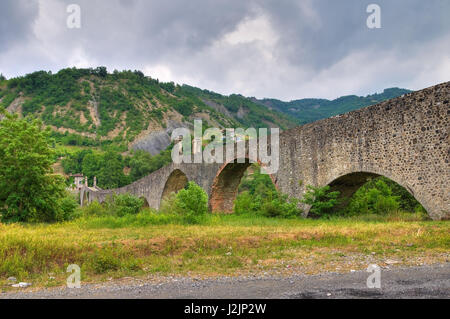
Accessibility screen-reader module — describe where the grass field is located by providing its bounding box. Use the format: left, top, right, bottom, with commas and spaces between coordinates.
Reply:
0, 212, 449, 291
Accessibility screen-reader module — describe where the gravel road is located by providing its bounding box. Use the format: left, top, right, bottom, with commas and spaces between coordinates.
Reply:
2, 264, 449, 299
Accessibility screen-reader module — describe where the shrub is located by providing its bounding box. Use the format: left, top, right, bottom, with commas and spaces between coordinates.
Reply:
80, 201, 108, 217
110, 194, 144, 217
234, 191, 262, 215
159, 193, 179, 215
90, 251, 120, 274
81, 194, 144, 218
301, 185, 340, 218
170, 182, 209, 224
346, 178, 401, 215
55, 194, 80, 221
261, 193, 302, 218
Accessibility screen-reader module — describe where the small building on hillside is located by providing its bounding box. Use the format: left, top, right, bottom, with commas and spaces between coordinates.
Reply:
71, 174, 85, 191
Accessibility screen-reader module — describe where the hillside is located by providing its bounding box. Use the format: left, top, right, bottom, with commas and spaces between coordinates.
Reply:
0, 67, 414, 190
252, 88, 411, 124
0, 67, 295, 154
0, 67, 412, 154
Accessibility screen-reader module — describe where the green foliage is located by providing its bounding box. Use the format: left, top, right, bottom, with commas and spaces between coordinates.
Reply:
61, 146, 173, 189
90, 250, 120, 274
258, 88, 411, 125
129, 148, 172, 181
261, 193, 301, 218
80, 194, 144, 218
79, 201, 108, 217
128, 150, 153, 180
0, 91, 18, 108
344, 177, 403, 216
301, 185, 340, 218
109, 194, 144, 217
0, 111, 75, 222
159, 182, 209, 224
174, 182, 209, 224
234, 191, 262, 215
173, 98, 194, 117
96, 149, 131, 189
57, 195, 80, 221
234, 165, 302, 218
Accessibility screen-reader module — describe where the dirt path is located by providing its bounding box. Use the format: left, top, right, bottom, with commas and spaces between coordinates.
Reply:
2, 264, 449, 299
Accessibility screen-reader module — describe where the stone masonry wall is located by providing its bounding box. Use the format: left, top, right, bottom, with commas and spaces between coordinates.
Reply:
275, 82, 449, 220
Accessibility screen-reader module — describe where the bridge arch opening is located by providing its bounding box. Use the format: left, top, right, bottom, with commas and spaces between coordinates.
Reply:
161, 169, 188, 202
140, 197, 150, 208
210, 160, 276, 213
314, 171, 428, 218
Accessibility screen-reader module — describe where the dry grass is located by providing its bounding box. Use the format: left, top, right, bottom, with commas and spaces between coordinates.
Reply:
0, 214, 448, 291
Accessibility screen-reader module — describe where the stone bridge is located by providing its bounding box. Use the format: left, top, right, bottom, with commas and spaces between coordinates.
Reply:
81, 82, 449, 220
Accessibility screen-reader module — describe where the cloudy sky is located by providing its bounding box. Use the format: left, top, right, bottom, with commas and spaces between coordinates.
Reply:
0, 0, 449, 100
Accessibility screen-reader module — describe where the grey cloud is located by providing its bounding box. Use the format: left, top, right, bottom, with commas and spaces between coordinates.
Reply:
0, 0, 448, 100
0, 0, 39, 52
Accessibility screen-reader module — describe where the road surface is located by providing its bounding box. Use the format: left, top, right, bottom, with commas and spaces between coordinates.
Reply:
2, 264, 449, 299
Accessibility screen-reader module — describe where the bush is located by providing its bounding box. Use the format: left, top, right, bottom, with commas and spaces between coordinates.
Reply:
301, 185, 340, 218
80, 201, 108, 217
110, 194, 144, 217
345, 178, 401, 215
80, 194, 144, 218
234, 191, 262, 215
261, 193, 302, 218
90, 251, 120, 274
55, 194, 80, 221
234, 190, 302, 218
160, 182, 209, 224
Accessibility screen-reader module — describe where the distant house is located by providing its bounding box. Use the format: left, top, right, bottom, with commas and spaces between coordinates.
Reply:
69, 174, 102, 192
70, 174, 85, 191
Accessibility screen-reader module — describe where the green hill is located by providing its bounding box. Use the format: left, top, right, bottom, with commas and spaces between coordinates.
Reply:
0, 67, 295, 151
0, 67, 411, 150
0, 67, 413, 190
252, 87, 412, 124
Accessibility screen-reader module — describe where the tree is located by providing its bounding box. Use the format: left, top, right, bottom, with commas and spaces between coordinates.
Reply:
301, 185, 340, 218
81, 152, 101, 182
129, 150, 154, 180
97, 149, 129, 189
0, 74, 6, 81
0, 110, 73, 222
94, 66, 108, 78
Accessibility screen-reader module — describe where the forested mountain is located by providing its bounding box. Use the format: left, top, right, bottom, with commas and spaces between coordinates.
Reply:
0, 67, 295, 151
252, 88, 411, 124
0, 67, 411, 150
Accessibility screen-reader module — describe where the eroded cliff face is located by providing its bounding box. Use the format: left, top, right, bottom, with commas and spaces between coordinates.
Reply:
131, 120, 186, 155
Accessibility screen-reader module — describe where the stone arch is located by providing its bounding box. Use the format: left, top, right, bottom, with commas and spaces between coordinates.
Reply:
320, 169, 428, 216
209, 159, 277, 213
161, 169, 189, 202
140, 197, 150, 208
